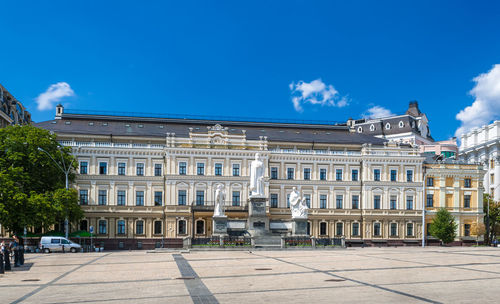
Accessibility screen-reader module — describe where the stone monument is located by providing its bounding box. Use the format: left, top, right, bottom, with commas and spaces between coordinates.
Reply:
289, 187, 308, 235
212, 184, 228, 235
247, 153, 268, 235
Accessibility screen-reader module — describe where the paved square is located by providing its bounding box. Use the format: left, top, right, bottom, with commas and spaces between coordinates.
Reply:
1, 247, 500, 303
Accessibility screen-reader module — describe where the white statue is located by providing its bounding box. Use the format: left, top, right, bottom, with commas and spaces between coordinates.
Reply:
289, 187, 308, 219
214, 184, 226, 217
249, 153, 265, 197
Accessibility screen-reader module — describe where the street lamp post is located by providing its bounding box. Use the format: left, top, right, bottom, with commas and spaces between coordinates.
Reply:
38, 146, 71, 239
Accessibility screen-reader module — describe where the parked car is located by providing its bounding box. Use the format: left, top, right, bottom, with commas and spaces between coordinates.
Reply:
39, 236, 81, 253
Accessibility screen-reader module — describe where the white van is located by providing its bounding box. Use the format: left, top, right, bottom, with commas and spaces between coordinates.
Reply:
39, 236, 81, 253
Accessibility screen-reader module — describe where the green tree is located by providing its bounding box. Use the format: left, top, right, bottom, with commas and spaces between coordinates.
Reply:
0, 125, 82, 235
429, 208, 458, 245
484, 194, 500, 244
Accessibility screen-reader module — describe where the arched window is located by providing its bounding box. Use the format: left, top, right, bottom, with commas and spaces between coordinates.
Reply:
385, 123, 391, 130
196, 220, 205, 235
357, 126, 363, 133
369, 124, 375, 131
399, 121, 404, 128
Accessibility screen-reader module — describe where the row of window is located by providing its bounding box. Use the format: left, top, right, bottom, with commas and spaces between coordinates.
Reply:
87, 219, 163, 235
178, 190, 241, 206
81, 161, 163, 176
187, 162, 241, 176
425, 194, 472, 208
270, 167, 414, 182
426, 177, 473, 188
80, 190, 163, 206
270, 193, 414, 210
316, 222, 415, 237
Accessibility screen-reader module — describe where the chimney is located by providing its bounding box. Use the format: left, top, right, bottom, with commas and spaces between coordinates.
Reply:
406, 100, 421, 117
55, 104, 64, 119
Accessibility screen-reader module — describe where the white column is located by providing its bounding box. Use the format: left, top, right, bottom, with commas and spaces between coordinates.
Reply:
495, 157, 500, 201
483, 160, 490, 194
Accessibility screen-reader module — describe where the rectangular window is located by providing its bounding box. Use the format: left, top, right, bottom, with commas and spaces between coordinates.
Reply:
427, 177, 434, 187
154, 164, 162, 176
99, 162, 107, 175
98, 220, 107, 234
407, 223, 414, 236
336, 169, 343, 181
320, 194, 327, 209
178, 220, 187, 235
351, 169, 358, 181
390, 223, 397, 236
320, 222, 327, 235
117, 220, 125, 235
154, 221, 162, 235
374, 222, 381, 236
232, 191, 240, 206
136, 221, 144, 234
426, 194, 434, 207
464, 178, 471, 188
406, 170, 413, 182
464, 224, 471, 236
214, 163, 222, 176
336, 195, 343, 209
136, 191, 144, 206
464, 195, 471, 208
178, 190, 186, 206
136, 163, 144, 176
374, 169, 380, 181
320, 168, 327, 180
197, 163, 205, 175
287, 168, 294, 180
270, 167, 278, 179
304, 194, 311, 208
80, 161, 88, 174
154, 191, 163, 206
117, 162, 126, 176
270, 193, 278, 208
98, 190, 107, 205
196, 190, 204, 206
232, 164, 240, 176
374, 195, 380, 209
303, 168, 311, 180
352, 223, 359, 236
390, 195, 397, 209
390, 170, 397, 182
179, 162, 187, 175
79, 190, 88, 205
406, 196, 413, 210
336, 222, 343, 236
117, 190, 126, 206
352, 195, 359, 209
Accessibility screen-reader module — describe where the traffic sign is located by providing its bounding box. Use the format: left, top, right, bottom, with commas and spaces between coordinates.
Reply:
89, 226, 94, 234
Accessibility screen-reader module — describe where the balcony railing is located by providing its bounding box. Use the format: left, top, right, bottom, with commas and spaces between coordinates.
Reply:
59, 141, 165, 149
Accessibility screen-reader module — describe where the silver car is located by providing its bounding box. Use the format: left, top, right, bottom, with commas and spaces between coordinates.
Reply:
40, 236, 81, 253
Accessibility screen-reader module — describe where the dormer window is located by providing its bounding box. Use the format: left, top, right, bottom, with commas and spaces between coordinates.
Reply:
385, 123, 391, 130
399, 121, 404, 128
357, 127, 363, 133
369, 124, 375, 131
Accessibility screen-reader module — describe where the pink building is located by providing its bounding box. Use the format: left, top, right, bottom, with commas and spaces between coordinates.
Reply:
420, 138, 458, 159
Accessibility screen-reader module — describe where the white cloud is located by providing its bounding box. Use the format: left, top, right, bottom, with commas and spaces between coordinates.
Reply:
289, 79, 348, 112
36, 82, 75, 111
362, 105, 394, 119
455, 64, 500, 137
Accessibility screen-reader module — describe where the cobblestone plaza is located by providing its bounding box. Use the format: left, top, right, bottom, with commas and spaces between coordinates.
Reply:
2, 247, 500, 303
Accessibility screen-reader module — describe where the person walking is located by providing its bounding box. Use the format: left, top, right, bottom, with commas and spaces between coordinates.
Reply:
11, 235, 20, 267
3, 241, 11, 271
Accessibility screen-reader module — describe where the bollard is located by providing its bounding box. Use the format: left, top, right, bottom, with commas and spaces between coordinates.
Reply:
4, 249, 11, 271
0, 251, 4, 274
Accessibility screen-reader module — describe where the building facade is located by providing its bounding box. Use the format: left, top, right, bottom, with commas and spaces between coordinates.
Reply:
424, 161, 485, 244
32, 106, 427, 248
421, 138, 458, 159
459, 120, 500, 202
0, 83, 32, 127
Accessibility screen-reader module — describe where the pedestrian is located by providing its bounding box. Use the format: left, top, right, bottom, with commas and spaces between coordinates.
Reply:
11, 235, 20, 267
0, 241, 5, 274
3, 241, 11, 271
19, 236, 25, 265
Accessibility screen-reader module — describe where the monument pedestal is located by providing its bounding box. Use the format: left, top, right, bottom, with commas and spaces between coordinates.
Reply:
213, 215, 228, 235
247, 196, 269, 236
292, 218, 308, 235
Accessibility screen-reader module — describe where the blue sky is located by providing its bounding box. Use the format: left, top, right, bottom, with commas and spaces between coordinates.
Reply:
1, 1, 500, 141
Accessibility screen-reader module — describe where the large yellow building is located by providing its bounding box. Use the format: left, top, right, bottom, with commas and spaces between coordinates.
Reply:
424, 161, 485, 245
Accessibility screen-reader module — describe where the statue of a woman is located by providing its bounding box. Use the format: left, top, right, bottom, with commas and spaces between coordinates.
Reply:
249, 153, 265, 197
214, 184, 226, 217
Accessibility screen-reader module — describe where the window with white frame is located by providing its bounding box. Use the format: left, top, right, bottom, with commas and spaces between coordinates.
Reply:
352, 222, 359, 236
80, 161, 88, 174
232, 164, 240, 176
303, 168, 311, 180
117, 190, 126, 206
179, 162, 187, 175
154, 164, 162, 176
197, 163, 205, 175
136, 163, 144, 176
117, 220, 126, 235
390, 223, 398, 236
232, 191, 240, 206
336, 169, 343, 181
336, 222, 343, 236
214, 163, 223, 176
79, 189, 88, 205
178, 220, 187, 235
320, 168, 327, 180
136, 220, 144, 234
373, 222, 381, 236
136, 191, 144, 206
118, 162, 126, 175
287, 168, 295, 180
406, 223, 414, 236
178, 190, 187, 205
98, 190, 107, 205
406, 196, 413, 210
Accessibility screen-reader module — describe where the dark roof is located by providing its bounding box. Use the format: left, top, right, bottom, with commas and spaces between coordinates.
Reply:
35, 113, 387, 146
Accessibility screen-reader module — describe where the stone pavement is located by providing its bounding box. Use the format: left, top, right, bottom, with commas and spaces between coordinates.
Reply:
1, 247, 500, 303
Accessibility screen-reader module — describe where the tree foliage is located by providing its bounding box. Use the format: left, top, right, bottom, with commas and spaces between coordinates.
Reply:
429, 208, 457, 244
0, 125, 82, 234
484, 194, 500, 244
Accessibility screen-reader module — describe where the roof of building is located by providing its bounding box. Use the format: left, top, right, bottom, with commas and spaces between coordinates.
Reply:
35, 111, 388, 146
